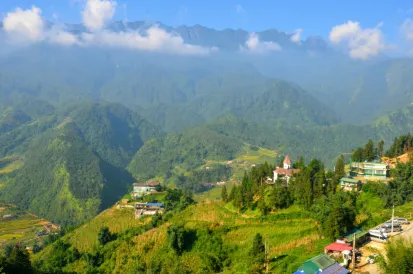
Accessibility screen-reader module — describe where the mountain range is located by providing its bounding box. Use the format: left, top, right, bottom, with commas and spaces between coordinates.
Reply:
1, 21, 413, 225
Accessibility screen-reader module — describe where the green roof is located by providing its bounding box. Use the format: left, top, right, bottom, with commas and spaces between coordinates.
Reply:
340, 177, 360, 184
298, 261, 320, 273
297, 254, 335, 272
344, 230, 369, 241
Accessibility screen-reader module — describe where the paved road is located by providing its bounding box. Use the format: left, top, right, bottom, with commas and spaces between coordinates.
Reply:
357, 222, 413, 274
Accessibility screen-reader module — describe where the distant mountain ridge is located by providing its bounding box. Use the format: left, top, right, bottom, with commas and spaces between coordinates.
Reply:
61, 20, 330, 52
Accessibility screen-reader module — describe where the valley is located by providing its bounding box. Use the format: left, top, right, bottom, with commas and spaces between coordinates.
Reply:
2, 1, 413, 272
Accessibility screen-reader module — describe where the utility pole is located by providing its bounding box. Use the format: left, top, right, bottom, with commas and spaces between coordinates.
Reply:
352, 233, 356, 271
265, 239, 269, 273
391, 204, 395, 233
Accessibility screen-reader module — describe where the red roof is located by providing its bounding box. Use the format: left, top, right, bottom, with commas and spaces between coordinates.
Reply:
146, 181, 160, 186
284, 155, 292, 165
273, 167, 300, 177
324, 242, 353, 252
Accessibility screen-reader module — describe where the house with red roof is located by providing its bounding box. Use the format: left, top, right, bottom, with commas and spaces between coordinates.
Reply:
273, 155, 300, 185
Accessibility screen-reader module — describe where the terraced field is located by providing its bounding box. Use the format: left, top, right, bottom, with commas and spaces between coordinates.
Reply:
0, 206, 47, 248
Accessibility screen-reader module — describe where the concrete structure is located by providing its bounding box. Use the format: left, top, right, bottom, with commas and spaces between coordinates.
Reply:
340, 177, 362, 192
134, 202, 164, 219
132, 181, 160, 198
273, 155, 300, 185
350, 162, 389, 177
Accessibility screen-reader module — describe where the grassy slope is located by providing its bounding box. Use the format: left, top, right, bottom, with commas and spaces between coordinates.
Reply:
34, 201, 328, 273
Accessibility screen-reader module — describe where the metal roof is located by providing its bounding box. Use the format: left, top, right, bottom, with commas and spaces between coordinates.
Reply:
322, 262, 350, 274
340, 177, 360, 184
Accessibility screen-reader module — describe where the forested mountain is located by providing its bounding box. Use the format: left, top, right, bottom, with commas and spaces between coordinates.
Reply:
0, 123, 112, 225
127, 126, 243, 180
62, 103, 163, 168
0, 103, 161, 224
308, 58, 413, 124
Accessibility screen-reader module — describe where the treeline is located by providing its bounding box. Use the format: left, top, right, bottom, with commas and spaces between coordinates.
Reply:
351, 139, 384, 162
363, 162, 413, 207
223, 157, 356, 240
173, 165, 232, 193
386, 133, 413, 158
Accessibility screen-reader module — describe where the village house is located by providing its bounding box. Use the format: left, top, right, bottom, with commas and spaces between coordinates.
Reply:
324, 242, 353, 257
350, 161, 389, 178
132, 181, 160, 198
134, 202, 164, 218
273, 155, 300, 185
294, 254, 350, 274
340, 177, 362, 192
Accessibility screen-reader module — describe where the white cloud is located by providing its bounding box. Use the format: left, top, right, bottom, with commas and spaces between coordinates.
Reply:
291, 28, 303, 43
3, 6, 45, 43
2, 6, 79, 46
82, 0, 117, 32
1, 2, 215, 55
329, 21, 387, 60
81, 26, 216, 55
401, 19, 413, 54
48, 26, 80, 46
236, 4, 246, 14
401, 19, 413, 42
241, 32, 281, 53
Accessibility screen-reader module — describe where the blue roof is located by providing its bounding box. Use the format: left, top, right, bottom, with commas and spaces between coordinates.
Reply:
147, 202, 163, 207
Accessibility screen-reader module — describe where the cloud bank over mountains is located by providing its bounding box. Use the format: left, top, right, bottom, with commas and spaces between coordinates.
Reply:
1, 0, 215, 55
0, 0, 409, 59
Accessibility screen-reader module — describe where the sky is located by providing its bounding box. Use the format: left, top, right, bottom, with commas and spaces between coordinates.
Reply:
2, 0, 413, 37
1, 0, 413, 58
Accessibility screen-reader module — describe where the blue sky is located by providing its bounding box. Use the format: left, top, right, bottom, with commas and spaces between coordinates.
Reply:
1, 0, 412, 39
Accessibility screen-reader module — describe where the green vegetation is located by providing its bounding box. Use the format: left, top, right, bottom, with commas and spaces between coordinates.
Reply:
378, 239, 413, 274
127, 126, 243, 182
0, 204, 50, 249
0, 245, 33, 274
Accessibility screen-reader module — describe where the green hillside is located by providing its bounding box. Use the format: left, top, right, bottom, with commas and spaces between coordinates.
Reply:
0, 121, 136, 226
33, 201, 329, 274
127, 126, 244, 181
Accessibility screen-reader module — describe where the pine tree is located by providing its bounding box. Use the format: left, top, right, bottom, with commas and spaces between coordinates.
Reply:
221, 185, 228, 202
278, 157, 284, 168
352, 147, 364, 162
228, 184, 236, 201
297, 156, 305, 169
249, 233, 266, 273
334, 155, 345, 182
7, 246, 32, 273
377, 140, 384, 158
364, 139, 375, 161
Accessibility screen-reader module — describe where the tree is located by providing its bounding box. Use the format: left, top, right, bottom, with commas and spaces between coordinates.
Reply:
167, 225, 186, 255
364, 139, 375, 161
278, 157, 284, 168
334, 155, 345, 181
352, 147, 364, 162
221, 185, 228, 202
6, 246, 33, 274
377, 140, 384, 158
378, 239, 413, 274
97, 227, 112, 246
228, 185, 236, 201
297, 156, 305, 170
249, 233, 265, 273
